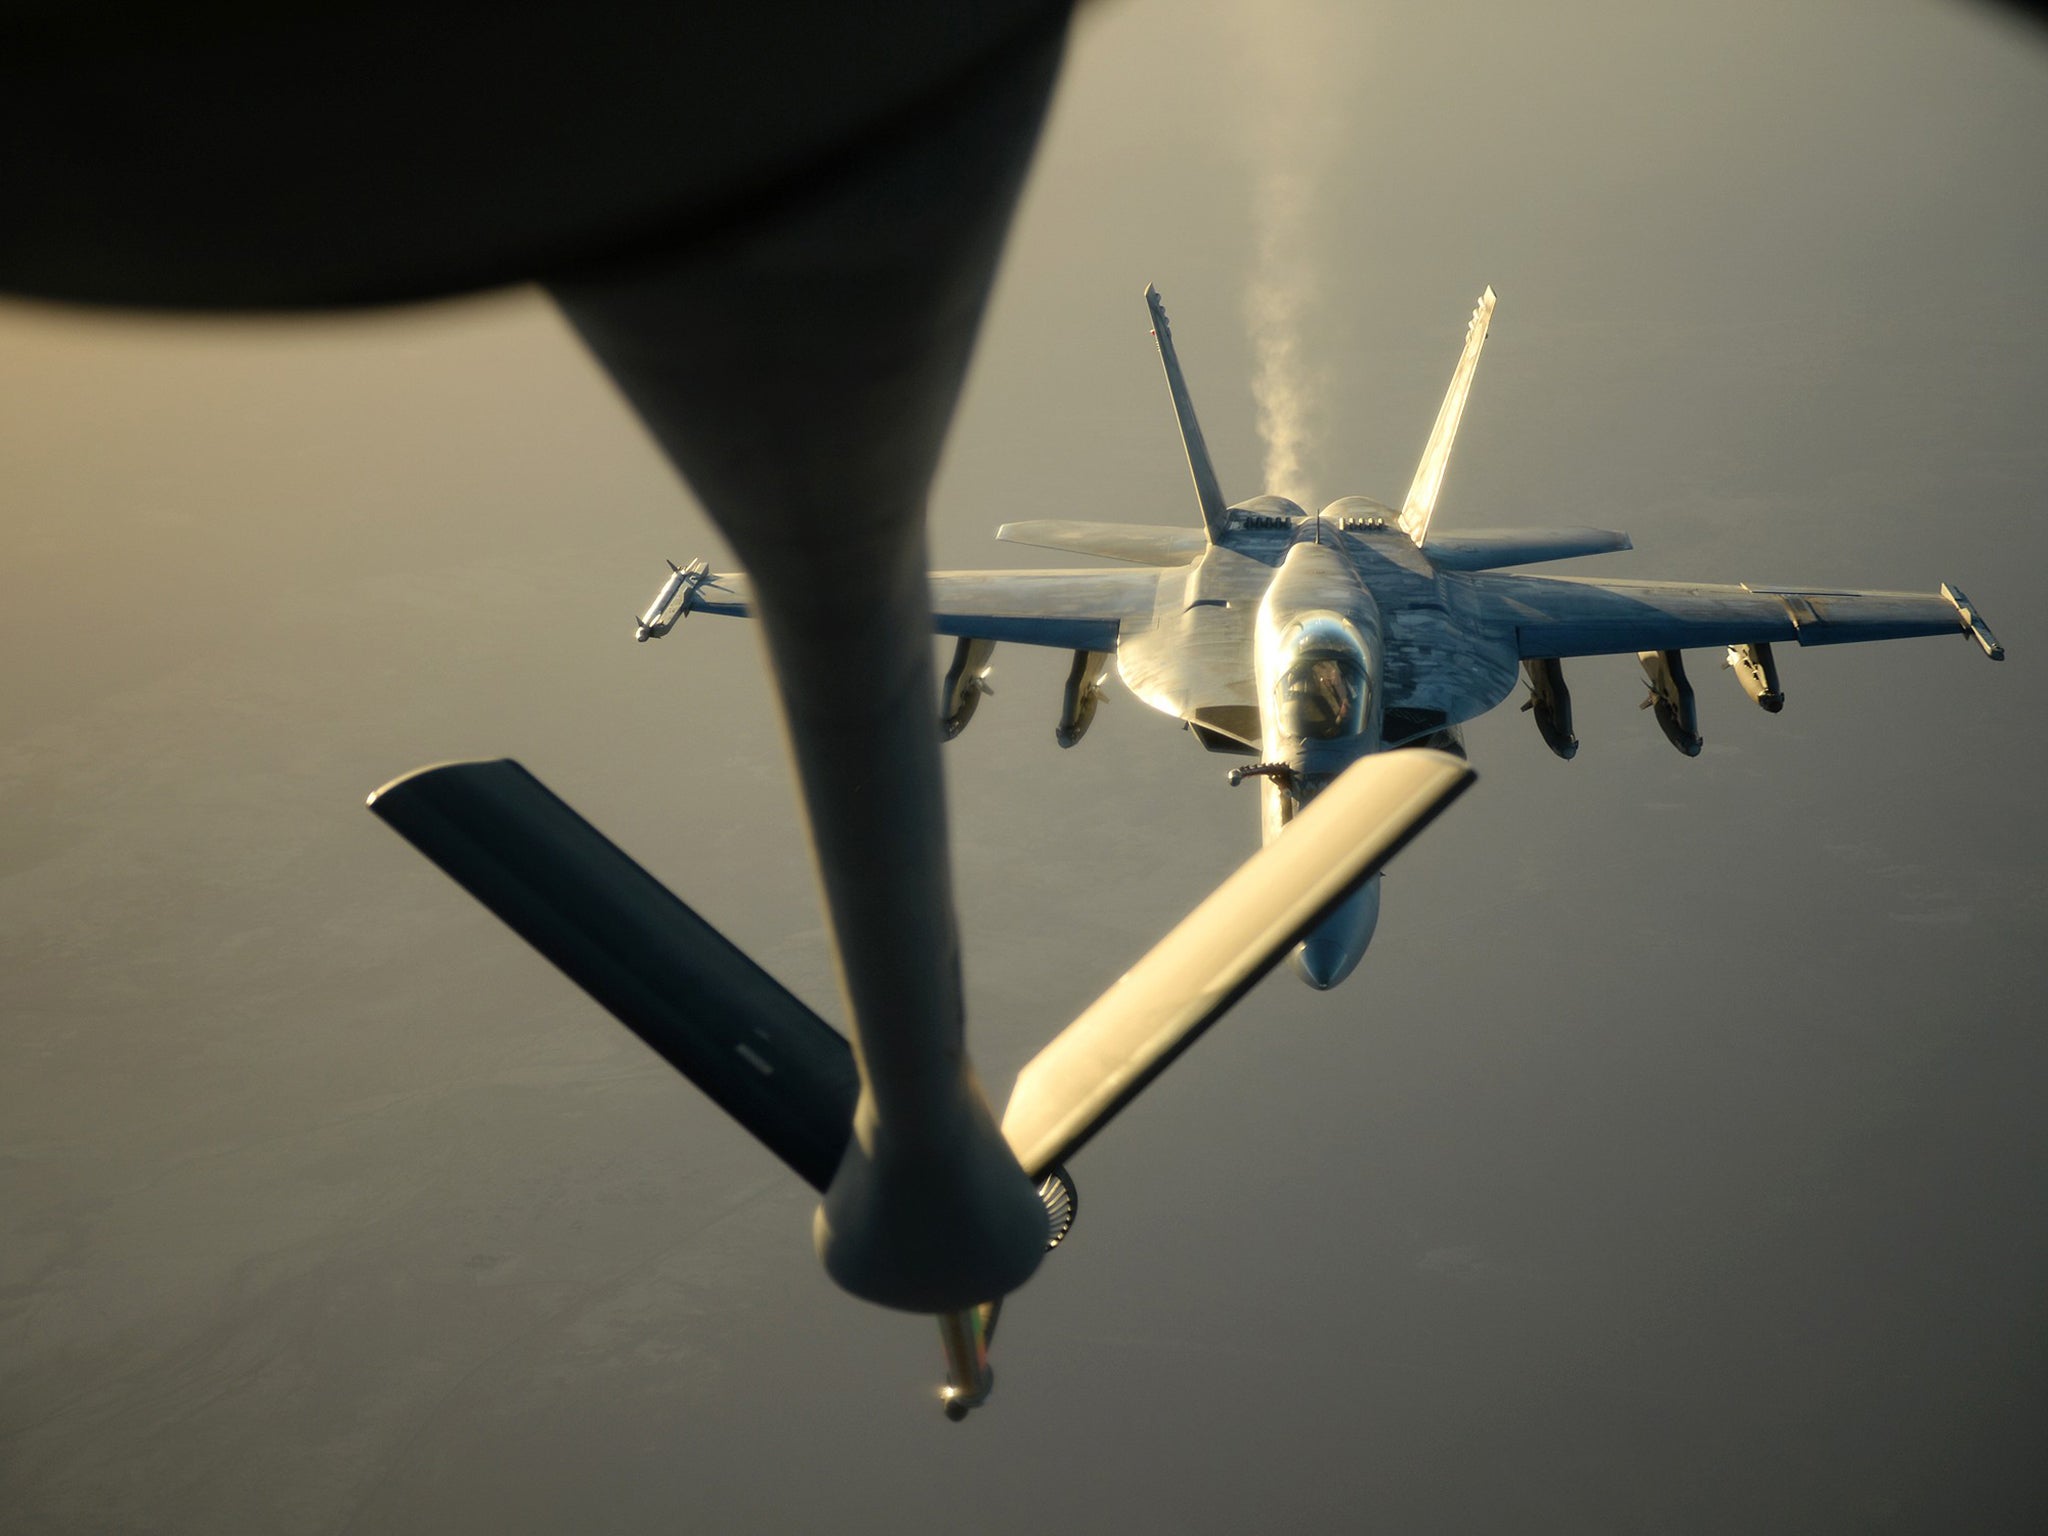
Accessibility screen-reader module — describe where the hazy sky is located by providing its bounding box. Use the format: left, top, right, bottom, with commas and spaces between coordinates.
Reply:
4, 3, 2046, 1531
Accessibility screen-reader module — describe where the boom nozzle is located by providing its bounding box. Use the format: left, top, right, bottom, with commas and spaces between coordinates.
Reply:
937, 1303, 998, 1422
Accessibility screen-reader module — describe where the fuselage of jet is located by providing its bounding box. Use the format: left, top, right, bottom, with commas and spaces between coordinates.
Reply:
1100, 494, 1507, 988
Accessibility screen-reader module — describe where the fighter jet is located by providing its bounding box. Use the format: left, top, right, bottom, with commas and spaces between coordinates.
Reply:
659, 283, 2005, 992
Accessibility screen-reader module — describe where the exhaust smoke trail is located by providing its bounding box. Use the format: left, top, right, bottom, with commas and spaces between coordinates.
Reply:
1227, 1, 1360, 510
1246, 164, 1323, 507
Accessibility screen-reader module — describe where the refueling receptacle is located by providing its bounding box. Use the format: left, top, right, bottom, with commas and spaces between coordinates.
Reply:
1226, 760, 1295, 789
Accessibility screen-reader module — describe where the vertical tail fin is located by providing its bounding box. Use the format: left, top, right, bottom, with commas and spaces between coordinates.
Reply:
1144, 284, 1231, 542
1399, 286, 1496, 547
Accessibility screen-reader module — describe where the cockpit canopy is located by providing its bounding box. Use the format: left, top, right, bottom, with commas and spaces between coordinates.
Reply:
1272, 611, 1372, 741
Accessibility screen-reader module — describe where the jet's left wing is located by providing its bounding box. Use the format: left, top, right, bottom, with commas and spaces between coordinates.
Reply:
1479, 572, 2004, 660
692, 567, 1164, 652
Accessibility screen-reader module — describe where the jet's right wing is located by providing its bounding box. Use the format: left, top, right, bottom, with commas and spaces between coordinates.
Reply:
1476, 572, 2004, 660
925, 568, 1163, 650
693, 567, 1164, 654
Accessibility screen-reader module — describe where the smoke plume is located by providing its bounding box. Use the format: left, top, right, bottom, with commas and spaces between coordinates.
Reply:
1228, 1, 1358, 510
1246, 164, 1323, 507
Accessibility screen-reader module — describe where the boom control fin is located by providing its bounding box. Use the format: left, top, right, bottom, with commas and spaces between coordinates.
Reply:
1001, 748, 1473, 1180
369, 747, 1473, 1420
367, 759, 860, 1190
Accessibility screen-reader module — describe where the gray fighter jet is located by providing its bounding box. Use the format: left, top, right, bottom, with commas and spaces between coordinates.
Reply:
657, 283, 2005, 991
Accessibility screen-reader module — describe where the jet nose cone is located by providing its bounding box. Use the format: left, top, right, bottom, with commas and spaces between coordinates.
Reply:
1289, 876, 1381, 992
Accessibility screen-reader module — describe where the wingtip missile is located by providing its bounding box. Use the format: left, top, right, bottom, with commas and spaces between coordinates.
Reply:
636, 556, 712, 640
1942, 583, 2004, 660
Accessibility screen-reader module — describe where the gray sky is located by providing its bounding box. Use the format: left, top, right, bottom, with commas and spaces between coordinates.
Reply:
4, 2, 2046, 1531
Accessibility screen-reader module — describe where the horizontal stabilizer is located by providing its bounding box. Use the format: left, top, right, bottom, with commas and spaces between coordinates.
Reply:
685, 566, 1153, 655
1422, 527, 1632, 571
1001, 749, 1474, 1178
997, 520, 1209, 566
367, 759, 859, 1191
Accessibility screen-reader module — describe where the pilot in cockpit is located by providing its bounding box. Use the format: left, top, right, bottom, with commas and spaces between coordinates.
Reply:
1278, 651, 1365, 740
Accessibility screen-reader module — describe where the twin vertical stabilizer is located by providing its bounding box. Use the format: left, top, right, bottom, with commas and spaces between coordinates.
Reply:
1145, 284, 1232, 543
1400, 286, 1496, 547
1146, 280, 1497, 550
